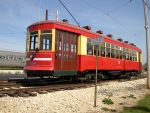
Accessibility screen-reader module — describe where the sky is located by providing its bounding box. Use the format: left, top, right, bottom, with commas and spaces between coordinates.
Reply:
0, 0, 149, 63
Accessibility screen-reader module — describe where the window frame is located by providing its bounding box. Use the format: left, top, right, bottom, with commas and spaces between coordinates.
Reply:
40, 30, 52, 50
29, 31, 38, 51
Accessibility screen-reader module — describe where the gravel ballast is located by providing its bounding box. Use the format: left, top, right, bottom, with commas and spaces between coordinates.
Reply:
0, 78, 149, 113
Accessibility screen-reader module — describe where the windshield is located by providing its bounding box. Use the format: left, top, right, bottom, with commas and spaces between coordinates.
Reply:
29, 30, 52, 51
30, 31, 38, 50
40, 30, 52, 50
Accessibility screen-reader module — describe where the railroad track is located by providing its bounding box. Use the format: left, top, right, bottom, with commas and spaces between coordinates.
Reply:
0, 81, 19, 89
0, 75, 146, 98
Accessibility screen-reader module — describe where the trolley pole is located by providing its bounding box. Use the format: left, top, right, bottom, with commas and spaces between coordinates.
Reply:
94, 45, 98, 107
56, 10, 59, 21
45, 9, 48, 21
143, 0, 150, 89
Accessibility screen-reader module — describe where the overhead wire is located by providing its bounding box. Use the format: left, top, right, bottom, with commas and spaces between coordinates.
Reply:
81, 0, 143, 42
108, 0, 133, 14
58, 0, 80, 26
81, 0, 129, 27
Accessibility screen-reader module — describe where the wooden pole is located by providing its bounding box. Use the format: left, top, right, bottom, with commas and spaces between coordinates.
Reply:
94, 45, 98, 107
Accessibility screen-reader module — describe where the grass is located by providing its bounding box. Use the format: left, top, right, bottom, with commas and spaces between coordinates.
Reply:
102, 98, 114, 105
120, 94, 150, 113
101, 107, 117, 112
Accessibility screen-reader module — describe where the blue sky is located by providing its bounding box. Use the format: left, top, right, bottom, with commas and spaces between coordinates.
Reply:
0, 0, 149, 63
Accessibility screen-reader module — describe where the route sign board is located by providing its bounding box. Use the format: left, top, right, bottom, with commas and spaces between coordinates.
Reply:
90, 37, 104, 46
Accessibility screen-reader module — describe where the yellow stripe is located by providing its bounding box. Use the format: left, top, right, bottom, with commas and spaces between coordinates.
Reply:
140, 53, 142, 63
78, 35, 87, 55
136, 52, 139, 62
27, 29, 30, 52
52, 29, 55, 51
38, 30, 41, 49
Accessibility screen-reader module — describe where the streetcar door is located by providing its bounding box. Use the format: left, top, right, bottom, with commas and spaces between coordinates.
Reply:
55, 30, 77, 74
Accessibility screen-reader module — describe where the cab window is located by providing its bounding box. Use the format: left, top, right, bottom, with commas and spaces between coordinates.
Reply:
40, 30, 52, 50
30, 31, 38, 50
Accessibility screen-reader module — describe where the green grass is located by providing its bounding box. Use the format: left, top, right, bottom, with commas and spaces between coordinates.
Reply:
101, 107, 117, 112
120, 94, 150, 113
102, 98, 114, 105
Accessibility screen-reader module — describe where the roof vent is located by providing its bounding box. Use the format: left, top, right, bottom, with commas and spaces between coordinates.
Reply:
107, 34, 113, 38
124, 41, 129, 44
130, 43, 136, 46
130, 43, 134, 46
96, 30, 103, 34
83, 26, 91, 30
117, 38, 123, 42
62, 19, 69, 23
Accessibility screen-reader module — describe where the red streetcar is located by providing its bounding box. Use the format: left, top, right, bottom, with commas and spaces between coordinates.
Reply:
24, 19, 142, 79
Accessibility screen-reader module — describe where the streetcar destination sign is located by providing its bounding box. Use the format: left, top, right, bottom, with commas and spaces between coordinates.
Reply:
90, 37, 104, 46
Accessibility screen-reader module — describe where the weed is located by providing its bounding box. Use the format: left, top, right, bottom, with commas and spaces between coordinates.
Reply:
101, 107, 117, 112
102, 97, 114, 105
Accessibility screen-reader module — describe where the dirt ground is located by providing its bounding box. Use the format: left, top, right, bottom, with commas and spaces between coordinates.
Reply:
0, 78, 149, 113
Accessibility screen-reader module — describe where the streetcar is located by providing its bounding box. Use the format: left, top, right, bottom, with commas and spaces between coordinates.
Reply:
24, 19, 142, 80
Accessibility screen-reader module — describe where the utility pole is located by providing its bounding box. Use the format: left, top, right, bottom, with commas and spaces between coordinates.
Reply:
143, 0, 150, 89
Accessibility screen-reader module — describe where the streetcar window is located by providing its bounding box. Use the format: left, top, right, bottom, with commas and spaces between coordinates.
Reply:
30, 31, 38, 50
87, 38, 93, 55
139, 53, 142, 62
130, 50, 134, 61
119, 47, 123, 59
71, 44, 74, 52
133, 51, 136, 61
87, 45, 93, 55
126, 49, 130, 60
106, 43, 110, 57
74, 45, 77, 53
111, 44, 115, 58
99, 45, 101, 56
123, 48, 125, 59
134, 51, 137, 61
93, 46, 96, 55
100, 43, 105, 57
116, 46, 119, 59
40, 30, 52, 50
128, 49, 131, 60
